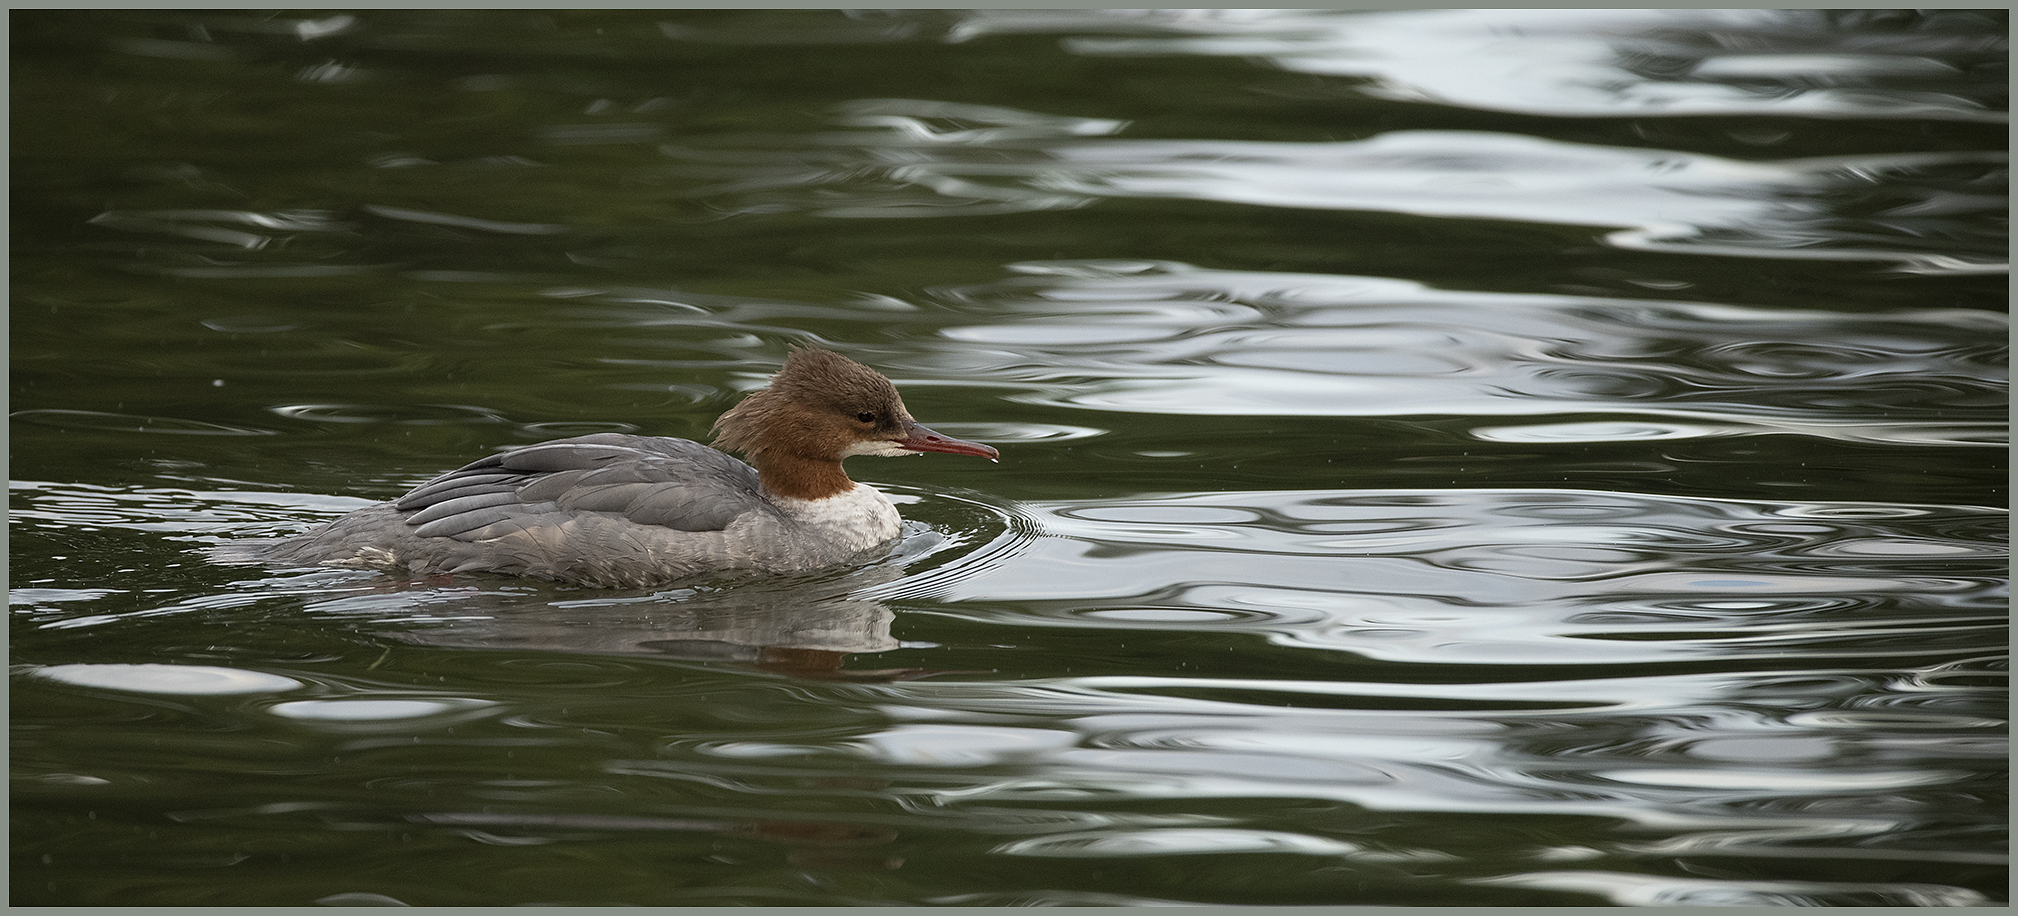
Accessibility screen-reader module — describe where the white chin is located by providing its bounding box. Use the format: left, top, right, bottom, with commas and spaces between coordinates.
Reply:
842, 440, 918, 458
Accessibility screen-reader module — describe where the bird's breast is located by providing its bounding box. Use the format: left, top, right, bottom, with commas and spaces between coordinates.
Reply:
768, 484, 903, 557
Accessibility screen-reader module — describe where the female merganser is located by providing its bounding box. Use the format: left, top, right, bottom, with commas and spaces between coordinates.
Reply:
257, 348, 999, 587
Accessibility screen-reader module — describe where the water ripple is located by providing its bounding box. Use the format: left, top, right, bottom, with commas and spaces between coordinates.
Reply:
832, 662, 2000, 881
1043, 137, 2004, 271
11, 409, 276, 437
928, 261, 2005, 445
15, 8, 2003, 908
952, 9, 2007, 123
1472, 870, 1993, 907
922, 487, 2004, 666
652, 100, 2003, 270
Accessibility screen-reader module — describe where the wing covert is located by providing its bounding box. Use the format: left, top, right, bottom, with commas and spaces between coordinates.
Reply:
390, 434, 767, 541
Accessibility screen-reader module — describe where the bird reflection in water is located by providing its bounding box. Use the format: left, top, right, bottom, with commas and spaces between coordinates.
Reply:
380, 565, 922, 871
381, 564, 945, 681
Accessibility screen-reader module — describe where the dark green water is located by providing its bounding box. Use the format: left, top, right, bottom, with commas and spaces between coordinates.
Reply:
11, 10, 2006, 906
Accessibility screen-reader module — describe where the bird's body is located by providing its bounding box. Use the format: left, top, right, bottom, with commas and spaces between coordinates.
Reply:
254, 348, 996, 587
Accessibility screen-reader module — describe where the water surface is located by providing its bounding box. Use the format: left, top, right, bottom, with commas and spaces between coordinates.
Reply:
11, 9, 2006, 907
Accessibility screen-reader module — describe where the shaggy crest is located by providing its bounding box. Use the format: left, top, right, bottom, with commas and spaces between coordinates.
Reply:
711, 347, 913, 466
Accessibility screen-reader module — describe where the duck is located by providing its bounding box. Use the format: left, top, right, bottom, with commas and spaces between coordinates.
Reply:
256, 347, 999, 587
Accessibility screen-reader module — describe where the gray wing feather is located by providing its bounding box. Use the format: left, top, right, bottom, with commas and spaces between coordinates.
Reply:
496, 441, 650, 472
390, 434, 767, 542
412, 503, 534, 540
513, 470, 594, 503
618, 484, 751, 531
394, 472, 522, 509
406, 491, 523, 529
547, 482, 657, 515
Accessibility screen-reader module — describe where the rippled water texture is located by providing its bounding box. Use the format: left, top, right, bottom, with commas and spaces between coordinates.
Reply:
11, 9, 2007, 907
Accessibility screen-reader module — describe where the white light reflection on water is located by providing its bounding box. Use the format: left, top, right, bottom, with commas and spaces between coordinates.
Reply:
664, 105, 2005, 271
13, 7, 2002, 906
1036, 136, 2006, 272
950, 8, 2007, 123
31, 663, 304, 696
792, 481, 1997, 902
13, 454, 2001, 907
670, 651, 2002, 906
891, 487, 2003, 665
922, 261, 2007, 445
1472, 870, 1994, 907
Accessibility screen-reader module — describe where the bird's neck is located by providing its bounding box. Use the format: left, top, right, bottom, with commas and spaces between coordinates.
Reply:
755, 453, 857, 502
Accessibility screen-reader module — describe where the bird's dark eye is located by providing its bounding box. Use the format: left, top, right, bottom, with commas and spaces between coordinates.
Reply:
856, 411, 876, 423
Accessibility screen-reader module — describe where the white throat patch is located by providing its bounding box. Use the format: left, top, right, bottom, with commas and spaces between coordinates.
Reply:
840, 438, 921, 458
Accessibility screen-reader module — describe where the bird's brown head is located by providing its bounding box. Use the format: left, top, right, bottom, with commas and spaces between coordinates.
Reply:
711, 348, 998, 498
